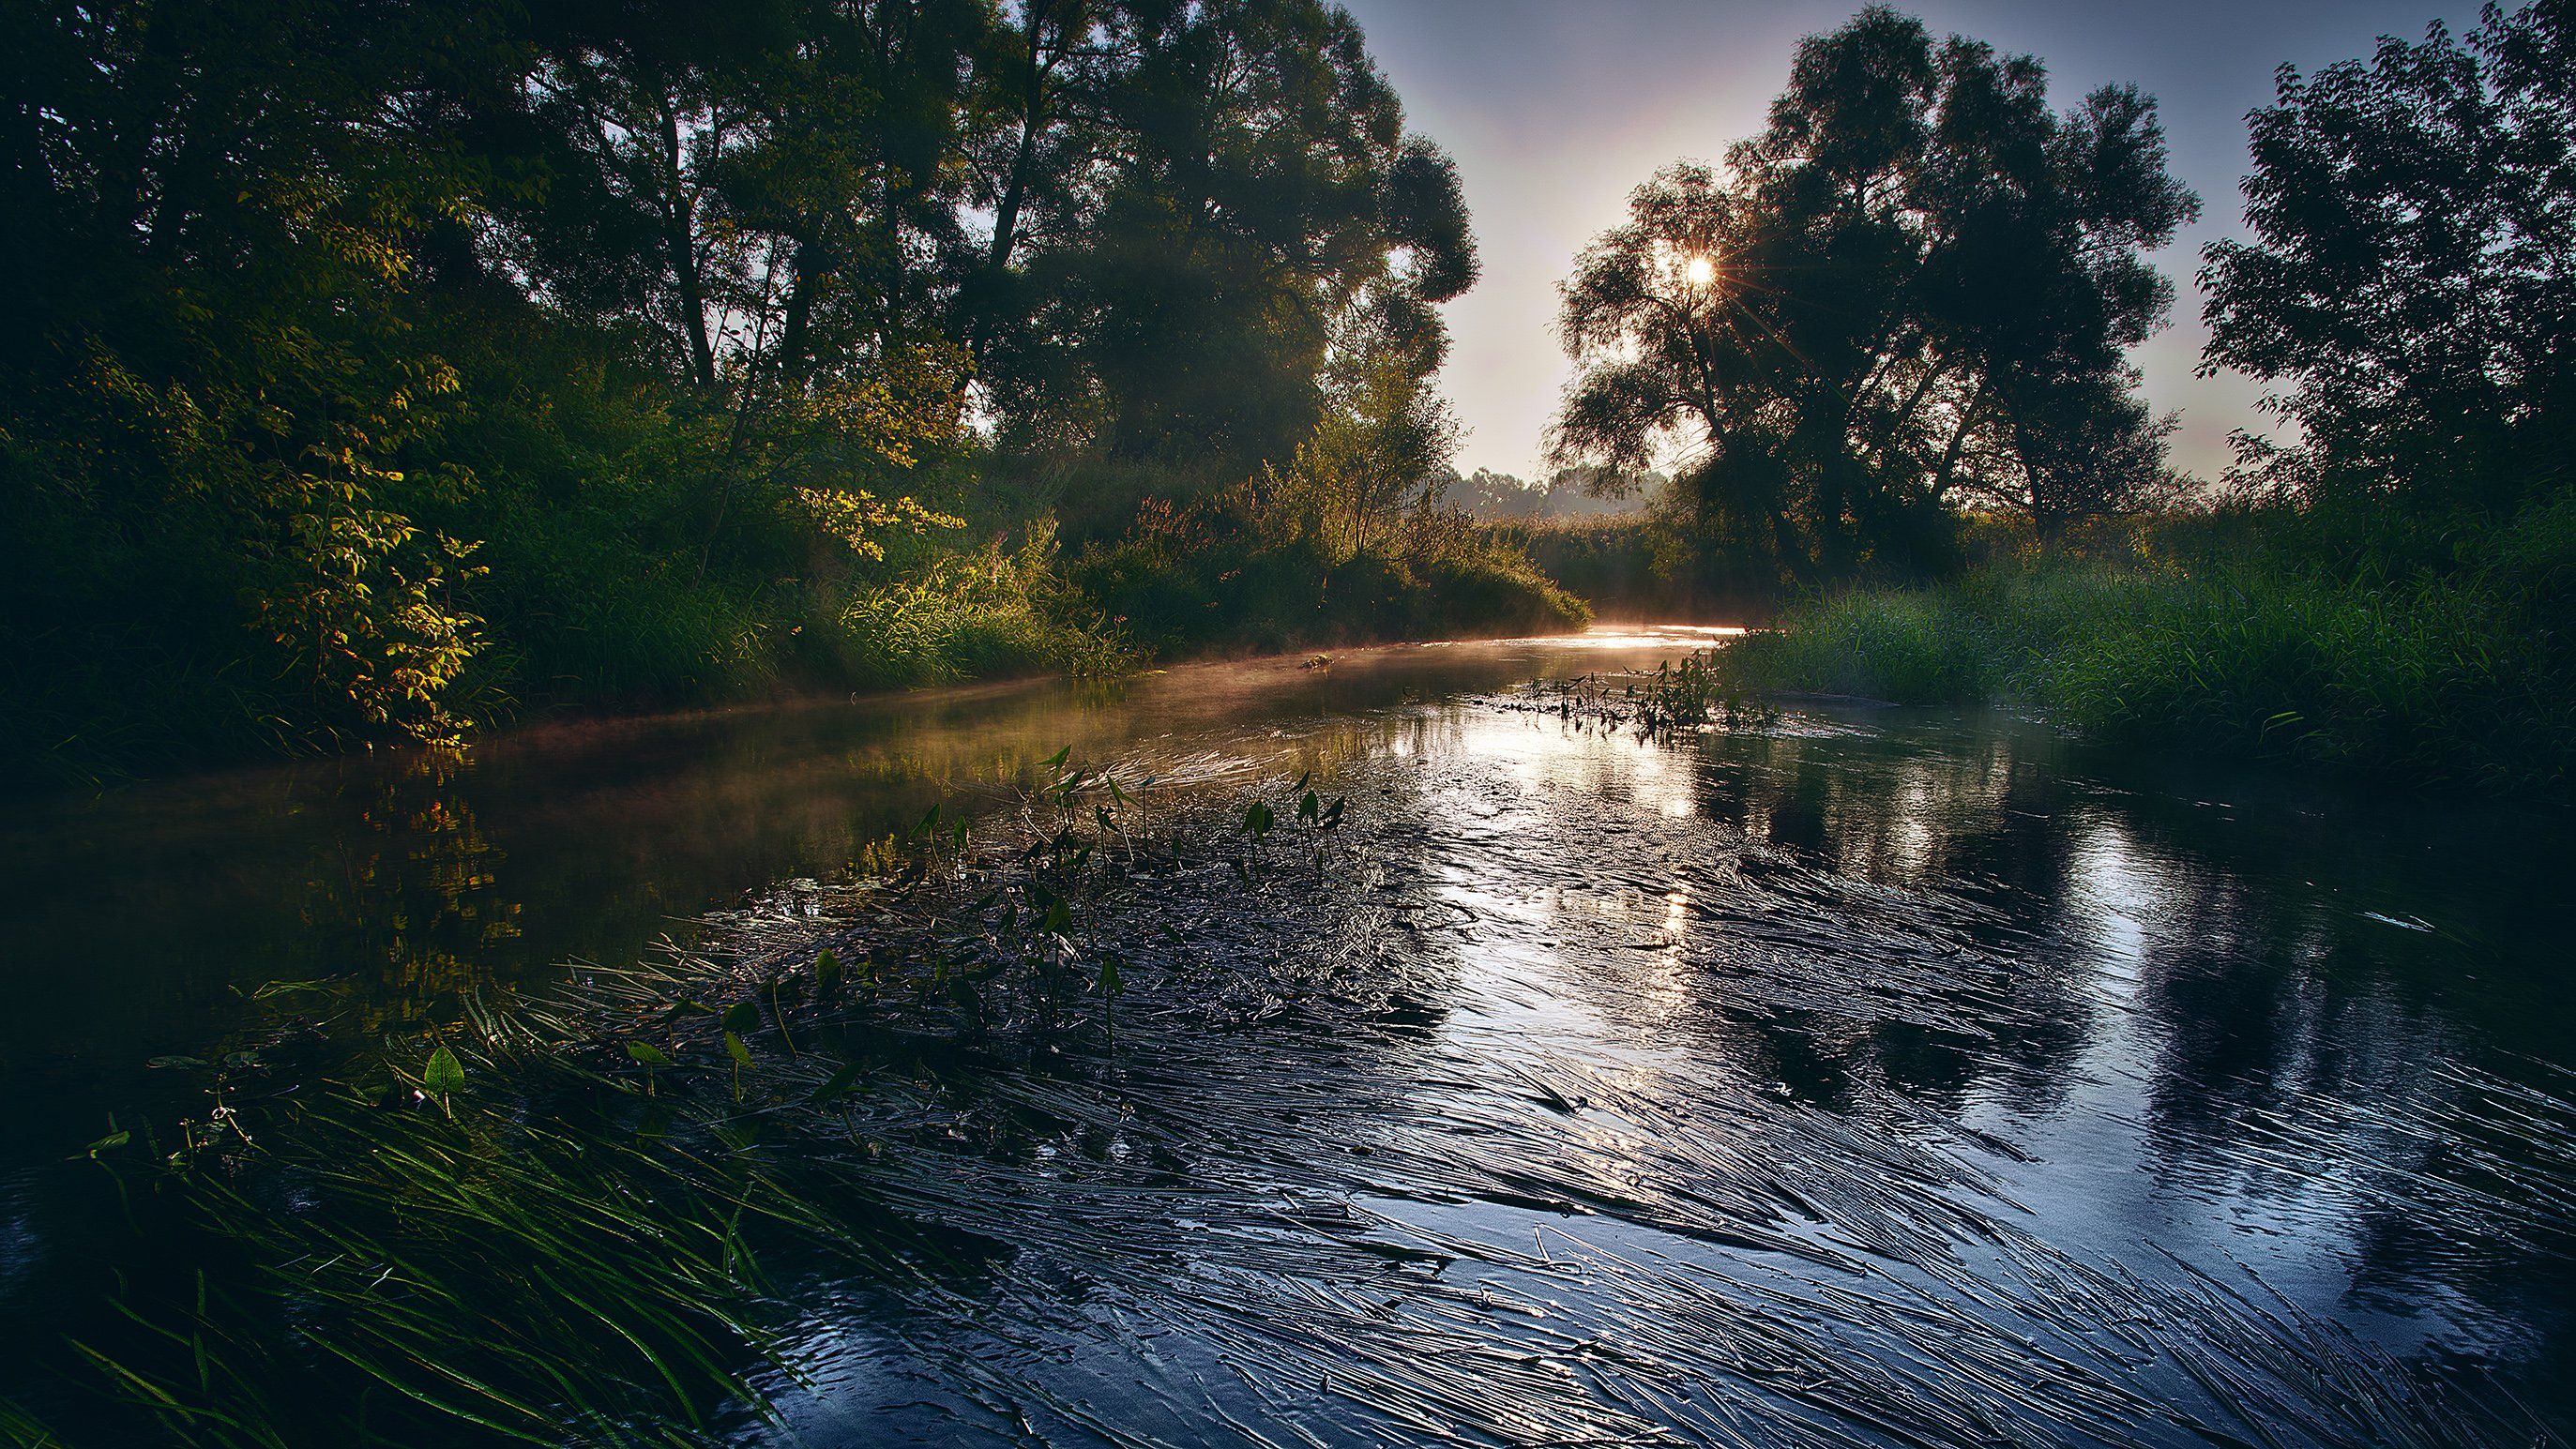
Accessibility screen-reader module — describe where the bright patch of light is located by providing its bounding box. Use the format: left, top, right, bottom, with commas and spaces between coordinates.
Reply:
1684, 254, 1717, 288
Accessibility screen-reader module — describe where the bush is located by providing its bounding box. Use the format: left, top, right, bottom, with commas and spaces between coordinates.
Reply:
826, 523, 1135, 686
1071, 483, 1587, 654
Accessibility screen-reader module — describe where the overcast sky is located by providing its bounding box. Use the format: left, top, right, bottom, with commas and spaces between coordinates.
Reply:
1335, 0, 2472, 482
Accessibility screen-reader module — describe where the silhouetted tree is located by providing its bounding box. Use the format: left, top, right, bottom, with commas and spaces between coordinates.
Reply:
2201, 0, 2576, 511
1549, 7, 2196, 576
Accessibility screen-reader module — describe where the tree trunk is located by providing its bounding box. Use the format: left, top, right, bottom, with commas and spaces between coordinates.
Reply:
659, 98, 717, 388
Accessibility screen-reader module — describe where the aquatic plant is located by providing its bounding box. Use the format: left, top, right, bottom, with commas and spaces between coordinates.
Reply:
17, 736, 2567, 1448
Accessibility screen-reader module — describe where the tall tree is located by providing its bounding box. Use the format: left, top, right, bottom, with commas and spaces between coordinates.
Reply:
1550, 7, 2195, 577
983, 0, 1476, 489
0, 0, 520, 747
2201, 0, 2576, 511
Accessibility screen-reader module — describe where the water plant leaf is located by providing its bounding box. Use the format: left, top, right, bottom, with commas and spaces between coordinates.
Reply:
627, 1041, 674, 1068
1297, 789, 1320, 824
807, 1061, 868, 1106
1243, 800, 1275, 838
723, 1032, 753, 1069
422, 1046, 466, 1097
146, 1055, 209, 1071
85, 1129, 129, 1158
1039, 745, 1070, 770
815, 947, 843, 999
721, 1002, 759, 1037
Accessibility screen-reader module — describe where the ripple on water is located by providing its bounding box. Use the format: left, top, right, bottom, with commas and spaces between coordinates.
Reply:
704, 699, 2576, 1446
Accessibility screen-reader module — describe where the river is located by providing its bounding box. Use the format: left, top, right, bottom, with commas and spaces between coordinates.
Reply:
2, 626, 2570, 1446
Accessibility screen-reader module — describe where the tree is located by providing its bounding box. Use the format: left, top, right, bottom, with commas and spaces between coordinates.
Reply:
2200, 0, 2576, 511
0, 0, 517, 749
1289, 294, 1463, 557
981, 0, 1476, 491
1549, 7, 2195, 576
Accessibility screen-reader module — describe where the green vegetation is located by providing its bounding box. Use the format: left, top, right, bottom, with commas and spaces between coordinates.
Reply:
0, 0, 1550, 791
13, 762, 1348, 1447
1073, 474, 1587, 654
1552, 3, 2576, 794
8, 0, 2570, 796
1727, 498, 2576, 792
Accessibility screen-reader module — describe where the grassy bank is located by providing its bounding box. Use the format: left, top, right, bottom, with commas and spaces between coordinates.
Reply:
1720, 501, 2576, 795
1070, 481, 1587, 655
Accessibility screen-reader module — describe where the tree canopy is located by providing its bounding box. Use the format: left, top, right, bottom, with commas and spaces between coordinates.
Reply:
1549, 6, 2197, 580
2201, 0, 2576, 512
0, 0, 1476, 774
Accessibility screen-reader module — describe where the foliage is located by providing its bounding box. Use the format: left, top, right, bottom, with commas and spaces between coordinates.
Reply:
1722, 501, 2576, 794
831, 521, 1135, 684
2201, 0, 2576, 513
0, 0, 1508, 788
1075, 476, 1587, 655
1549, 6, 2198, 581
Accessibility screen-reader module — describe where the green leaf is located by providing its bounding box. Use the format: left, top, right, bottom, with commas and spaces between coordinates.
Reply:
815, 946, 843, 999
807, 1061, 868, 1106
722, 1001, 760, 1037
422, 1045, 466, 1096
723, 1032, 754, 1068
1243, 800, 1275, 838
86, 1129, 130, 1158
1096, 955, 1124, 997
627, 1041, 674, 1068
1039, 745, 1071, 770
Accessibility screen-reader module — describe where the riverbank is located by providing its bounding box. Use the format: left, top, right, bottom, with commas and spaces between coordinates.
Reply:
0, 521, 1587, 798
1718, 510, 2576, 796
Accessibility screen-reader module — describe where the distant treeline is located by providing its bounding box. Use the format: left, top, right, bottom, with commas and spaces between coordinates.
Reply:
0, 0, 1577, 787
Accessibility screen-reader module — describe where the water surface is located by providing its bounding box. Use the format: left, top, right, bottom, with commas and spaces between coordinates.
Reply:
3, 626, 2570, 1445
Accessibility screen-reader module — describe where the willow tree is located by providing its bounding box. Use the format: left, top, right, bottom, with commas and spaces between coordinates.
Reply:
1549, 7, 2196, 580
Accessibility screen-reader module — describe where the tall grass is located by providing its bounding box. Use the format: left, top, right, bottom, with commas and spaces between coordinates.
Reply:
1722, 503, 2576, 794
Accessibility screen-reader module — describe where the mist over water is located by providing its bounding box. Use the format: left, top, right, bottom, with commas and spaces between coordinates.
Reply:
4, 627, 2568, 1445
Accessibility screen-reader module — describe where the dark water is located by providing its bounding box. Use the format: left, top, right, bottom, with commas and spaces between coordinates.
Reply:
4, 626, 2572, 1445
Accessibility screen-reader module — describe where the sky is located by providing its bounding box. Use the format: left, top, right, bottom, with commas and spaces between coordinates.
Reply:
1336, 0, 2474, 483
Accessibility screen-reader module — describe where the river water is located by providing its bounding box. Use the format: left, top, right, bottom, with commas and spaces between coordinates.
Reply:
2, 626, 2570, 1446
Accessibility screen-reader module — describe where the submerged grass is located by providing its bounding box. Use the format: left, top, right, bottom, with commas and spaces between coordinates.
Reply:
11, 757, 1354, 1447
11, 724, 2568, 1447
1495, 651, 1752, 740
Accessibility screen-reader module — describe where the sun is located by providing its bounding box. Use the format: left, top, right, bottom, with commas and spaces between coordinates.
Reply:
1684, 254, 1717, 288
